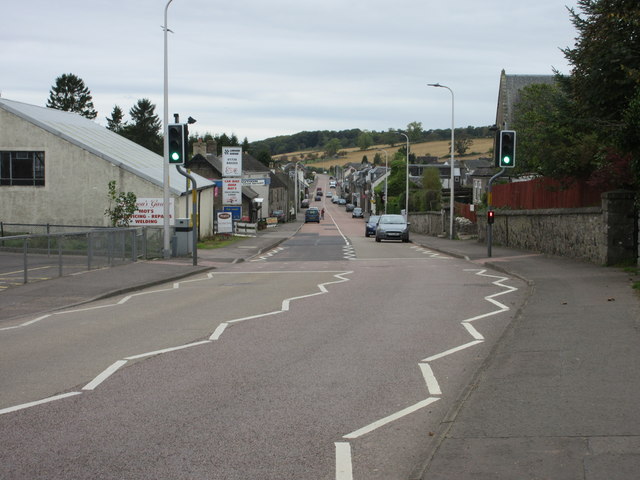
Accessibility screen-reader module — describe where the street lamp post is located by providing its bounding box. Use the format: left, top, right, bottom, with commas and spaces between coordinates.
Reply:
396, 131, 410, 219
162, 0, 174, 258
428, 83, 455, 239
376, 149, 389, 214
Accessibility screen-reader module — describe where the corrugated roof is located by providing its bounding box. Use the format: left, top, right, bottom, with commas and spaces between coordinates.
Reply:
0, 98, 213, 195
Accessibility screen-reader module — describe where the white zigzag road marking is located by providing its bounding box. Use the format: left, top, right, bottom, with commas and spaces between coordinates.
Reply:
1, 269, 353, 416
335, 267, 518, 479
250, 246, 285, 262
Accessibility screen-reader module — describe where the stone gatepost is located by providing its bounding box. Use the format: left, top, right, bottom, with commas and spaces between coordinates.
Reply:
602, 190, 636, 266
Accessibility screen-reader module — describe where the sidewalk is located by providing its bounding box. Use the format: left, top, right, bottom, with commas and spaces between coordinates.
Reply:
409, 232, 640, 480
0, 218, 303, 322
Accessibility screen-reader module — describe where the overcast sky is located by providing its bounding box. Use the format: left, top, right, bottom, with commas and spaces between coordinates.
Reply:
1, 0, 579, 142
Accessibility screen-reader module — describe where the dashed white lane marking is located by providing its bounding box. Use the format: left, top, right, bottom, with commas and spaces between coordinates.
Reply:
335, 268, 518, 479
0, 270, 353, 416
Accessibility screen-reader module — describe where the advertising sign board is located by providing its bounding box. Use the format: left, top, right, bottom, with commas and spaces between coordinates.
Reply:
216, 211, 233, 234
223, 178, 242, 205
222, 147, 242, 176
130, 198, 175, 226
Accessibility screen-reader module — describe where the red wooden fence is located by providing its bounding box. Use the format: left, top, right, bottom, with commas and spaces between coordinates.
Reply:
490, 177, 603, 210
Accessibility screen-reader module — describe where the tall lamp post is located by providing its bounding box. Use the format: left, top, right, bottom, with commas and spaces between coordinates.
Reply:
428, 83, 455, 239
162, 0, 174, 258
376, 148, 389, 214
396, 131, 410, 219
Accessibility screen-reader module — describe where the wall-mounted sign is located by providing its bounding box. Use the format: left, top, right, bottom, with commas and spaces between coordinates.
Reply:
223, 178, 242, 205
241, 178, 270, 186
222, 147, 242, 177
130, 198, 175, 226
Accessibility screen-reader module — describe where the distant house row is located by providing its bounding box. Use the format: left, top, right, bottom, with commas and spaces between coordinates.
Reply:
336, 156, 496, 215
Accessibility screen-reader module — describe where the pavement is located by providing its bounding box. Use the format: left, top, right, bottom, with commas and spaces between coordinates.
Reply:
2, 218, 639, 479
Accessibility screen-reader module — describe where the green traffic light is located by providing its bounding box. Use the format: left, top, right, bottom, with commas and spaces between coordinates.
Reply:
502, 156, 511, 164
171, 152, 181, 161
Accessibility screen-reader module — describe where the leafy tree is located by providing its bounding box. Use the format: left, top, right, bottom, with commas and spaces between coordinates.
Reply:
407, 121, 423, 142
357, 130, 373, 150
323, 138, 342, 157
106, 106, 126, 133
46, 73, 97, 119
104, 180, 137, 227
561, 0, 640, 129
418, 167, 442, 211
454, 137, 473, 156
513, 83, 600, 179
120, 99, 162, 154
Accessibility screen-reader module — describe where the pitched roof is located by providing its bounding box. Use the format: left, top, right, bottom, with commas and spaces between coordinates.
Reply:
0, 98, 213, 195
496, 70, 556, 128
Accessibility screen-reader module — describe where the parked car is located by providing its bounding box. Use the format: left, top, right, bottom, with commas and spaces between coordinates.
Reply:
365, 215, 380, 237
305, 207, 320, 223
375, 214, 410, 242
270, 210, 285, 223
300, 199, 309, 208
352, 207, 363, 218
345, 203, 355, 212
338, 198, 347, 205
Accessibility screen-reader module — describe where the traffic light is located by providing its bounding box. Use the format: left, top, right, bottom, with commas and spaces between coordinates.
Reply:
168, 123, 184, 164
499, 130, 516, 168
487, 210, 495, 224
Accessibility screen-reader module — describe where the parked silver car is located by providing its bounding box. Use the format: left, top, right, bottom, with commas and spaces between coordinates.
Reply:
375, 214, 410, 242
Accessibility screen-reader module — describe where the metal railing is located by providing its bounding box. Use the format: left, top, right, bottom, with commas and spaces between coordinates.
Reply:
0, 224, 164, 286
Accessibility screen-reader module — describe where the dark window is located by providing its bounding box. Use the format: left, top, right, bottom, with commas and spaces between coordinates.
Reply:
0, 151, 45, 186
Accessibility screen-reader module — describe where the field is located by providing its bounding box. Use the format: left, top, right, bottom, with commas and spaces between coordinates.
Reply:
274, 138, 494, 170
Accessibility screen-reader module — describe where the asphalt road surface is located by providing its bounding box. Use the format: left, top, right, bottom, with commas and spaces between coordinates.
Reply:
0, 177, 528, 479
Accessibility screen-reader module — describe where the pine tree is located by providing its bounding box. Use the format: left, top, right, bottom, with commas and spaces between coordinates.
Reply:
46, 73, 98, 119
120, 99, 162, 154
106, 106, 126, 133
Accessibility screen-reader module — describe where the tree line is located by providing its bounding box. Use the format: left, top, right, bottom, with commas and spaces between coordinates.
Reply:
249, 124, 493, 157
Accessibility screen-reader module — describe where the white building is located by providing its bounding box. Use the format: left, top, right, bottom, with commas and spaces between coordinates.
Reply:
0, 98, 214, 234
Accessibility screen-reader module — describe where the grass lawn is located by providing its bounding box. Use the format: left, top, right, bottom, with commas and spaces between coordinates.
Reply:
197, 234, 245, 249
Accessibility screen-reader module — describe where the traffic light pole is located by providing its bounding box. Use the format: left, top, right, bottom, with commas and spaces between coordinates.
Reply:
486, 168, 505, 258
176, 165, 198, 266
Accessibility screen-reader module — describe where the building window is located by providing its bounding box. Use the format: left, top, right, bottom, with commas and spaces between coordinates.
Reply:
0, 151, 45, 186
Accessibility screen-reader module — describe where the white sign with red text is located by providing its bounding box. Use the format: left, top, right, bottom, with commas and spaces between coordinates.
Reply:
130, 198, 175, 226
222, 178, 242, 205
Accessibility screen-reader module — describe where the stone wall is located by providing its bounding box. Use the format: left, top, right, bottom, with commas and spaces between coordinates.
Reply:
409, 191, 637, 266
408, 211, 447, 237
478, 207, 604, 263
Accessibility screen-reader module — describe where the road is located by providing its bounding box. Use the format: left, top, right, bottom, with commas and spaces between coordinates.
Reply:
0, 175, 528, 479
